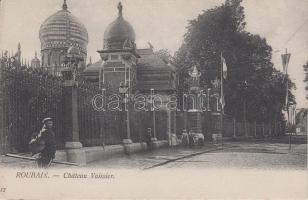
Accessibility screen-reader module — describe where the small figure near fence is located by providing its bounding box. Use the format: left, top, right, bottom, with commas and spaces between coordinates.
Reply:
184, 130, 205, 148
146, 128, 152, 150
29, 118, 56, 168
195, 133, 205, 146
188, 131, 195, 148
181, 129, 189, 147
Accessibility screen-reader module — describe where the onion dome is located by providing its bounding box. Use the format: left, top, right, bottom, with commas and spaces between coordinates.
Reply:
39, 0, 88, 54
103, 2, 136, 50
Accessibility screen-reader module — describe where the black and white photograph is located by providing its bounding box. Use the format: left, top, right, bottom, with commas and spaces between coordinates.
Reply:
0, 0, 307, 199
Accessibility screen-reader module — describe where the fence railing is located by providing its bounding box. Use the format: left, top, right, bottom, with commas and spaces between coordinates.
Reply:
222, 119, 281, 138
0, 53, 284, 154
1, 55, 66, 153
0, 54, 171, 153
176, 112, 283, 139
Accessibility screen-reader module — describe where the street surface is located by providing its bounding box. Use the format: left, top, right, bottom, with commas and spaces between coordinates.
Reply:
88, 136, 307, 170
0, 136, 306, 170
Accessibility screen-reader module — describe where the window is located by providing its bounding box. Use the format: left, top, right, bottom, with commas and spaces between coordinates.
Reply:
111, 55, 119, 60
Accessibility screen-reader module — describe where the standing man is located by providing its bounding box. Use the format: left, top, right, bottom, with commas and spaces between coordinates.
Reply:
29, 118, 56, 168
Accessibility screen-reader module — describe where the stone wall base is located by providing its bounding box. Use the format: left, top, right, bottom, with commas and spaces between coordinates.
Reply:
64, 142, 86, 166
151, 140, 168, 149
55, 140, 169, 165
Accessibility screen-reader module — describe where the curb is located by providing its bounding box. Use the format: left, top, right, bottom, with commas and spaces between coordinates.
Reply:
143, 145, 232, 170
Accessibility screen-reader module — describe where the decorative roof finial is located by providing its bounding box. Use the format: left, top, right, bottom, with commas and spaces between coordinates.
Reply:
117, 2, 123, 17
35, 51, 38, 58
18, 42, 21, 51
148, 42, 154, 50
189, 66, 201, 79
62, 0, 68, 10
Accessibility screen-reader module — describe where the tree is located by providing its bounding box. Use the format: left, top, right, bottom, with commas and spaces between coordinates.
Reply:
174, 0, 295, 123
154, 49, 172, 64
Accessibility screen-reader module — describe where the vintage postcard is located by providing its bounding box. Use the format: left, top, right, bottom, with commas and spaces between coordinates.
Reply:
0, 0, 307, 199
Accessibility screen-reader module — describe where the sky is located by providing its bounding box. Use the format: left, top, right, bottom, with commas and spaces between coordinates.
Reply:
0, 0, 307, 108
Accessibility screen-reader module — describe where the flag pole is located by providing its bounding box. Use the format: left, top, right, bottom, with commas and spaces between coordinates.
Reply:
284, 48, 291, 151
220, 52, 224, 149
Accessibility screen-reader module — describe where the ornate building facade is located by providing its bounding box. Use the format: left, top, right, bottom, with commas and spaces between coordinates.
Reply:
83, 2, 177, 94
83, 2, 178, 145
39, 0, 88, 75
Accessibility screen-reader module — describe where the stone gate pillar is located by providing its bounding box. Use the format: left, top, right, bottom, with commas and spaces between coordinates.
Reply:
167, 110, 177, 146
209, 78, 223, 142
62, 78, 86, 165
186, 66, 203, 137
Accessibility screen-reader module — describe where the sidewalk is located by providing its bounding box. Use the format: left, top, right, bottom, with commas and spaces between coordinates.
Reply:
0, 142, 223, 169
1, 136, 305, 169
86, 143, 224, 169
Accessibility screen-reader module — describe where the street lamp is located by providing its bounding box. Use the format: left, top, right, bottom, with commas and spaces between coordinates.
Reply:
119, 82, 132, 144
150, 88, 157, 141
64, 46, 83, 81
288, 103, 296, 151
238, 80, 248, 137
243, 80, 248, 138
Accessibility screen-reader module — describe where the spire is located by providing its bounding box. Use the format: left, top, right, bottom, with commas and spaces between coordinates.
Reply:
62, 0, 68, 10
35, 51, 38, 58
16, 42, 21, 62
117, 2, 123, 17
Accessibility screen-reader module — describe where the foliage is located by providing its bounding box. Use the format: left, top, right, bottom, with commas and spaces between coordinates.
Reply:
154, 49, 173, 63
295, 108, 307, 125
173, 0, 296, 124
1, 61, 65, 151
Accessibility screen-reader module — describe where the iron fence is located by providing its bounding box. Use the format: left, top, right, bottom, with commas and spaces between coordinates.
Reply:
1, 55, 65, 153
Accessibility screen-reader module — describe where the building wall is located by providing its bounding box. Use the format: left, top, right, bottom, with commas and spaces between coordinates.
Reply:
41, 48, 87, 75
100, 52, 137, 93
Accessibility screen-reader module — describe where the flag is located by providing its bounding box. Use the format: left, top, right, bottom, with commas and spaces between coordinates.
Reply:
221, 55, 228, 79
285, 86, 289, 108
220, 53, 226, 113
281, 51, 291, 107
286, 105, 296, 126
220, 92, 225, 114
281, 53, 291, 75
292, 105, 296, 125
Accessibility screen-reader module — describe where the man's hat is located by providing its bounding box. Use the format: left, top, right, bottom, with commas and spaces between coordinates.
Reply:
42, 117, 52, 124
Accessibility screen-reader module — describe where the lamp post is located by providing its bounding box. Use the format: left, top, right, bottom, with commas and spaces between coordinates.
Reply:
243, 80, 248, 138
281, 48, 291, 150
119, 82, 132, 144
98, 60, 106, 147
238, 80, 248, 138
100, 87, 106, 147
150, 88, 157, 140
288, 104, 296, 151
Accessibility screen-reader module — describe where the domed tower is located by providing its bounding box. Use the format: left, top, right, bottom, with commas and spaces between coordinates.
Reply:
39, 0, 88, 75
97, 2, 139, 93
103, 2, 136, 50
